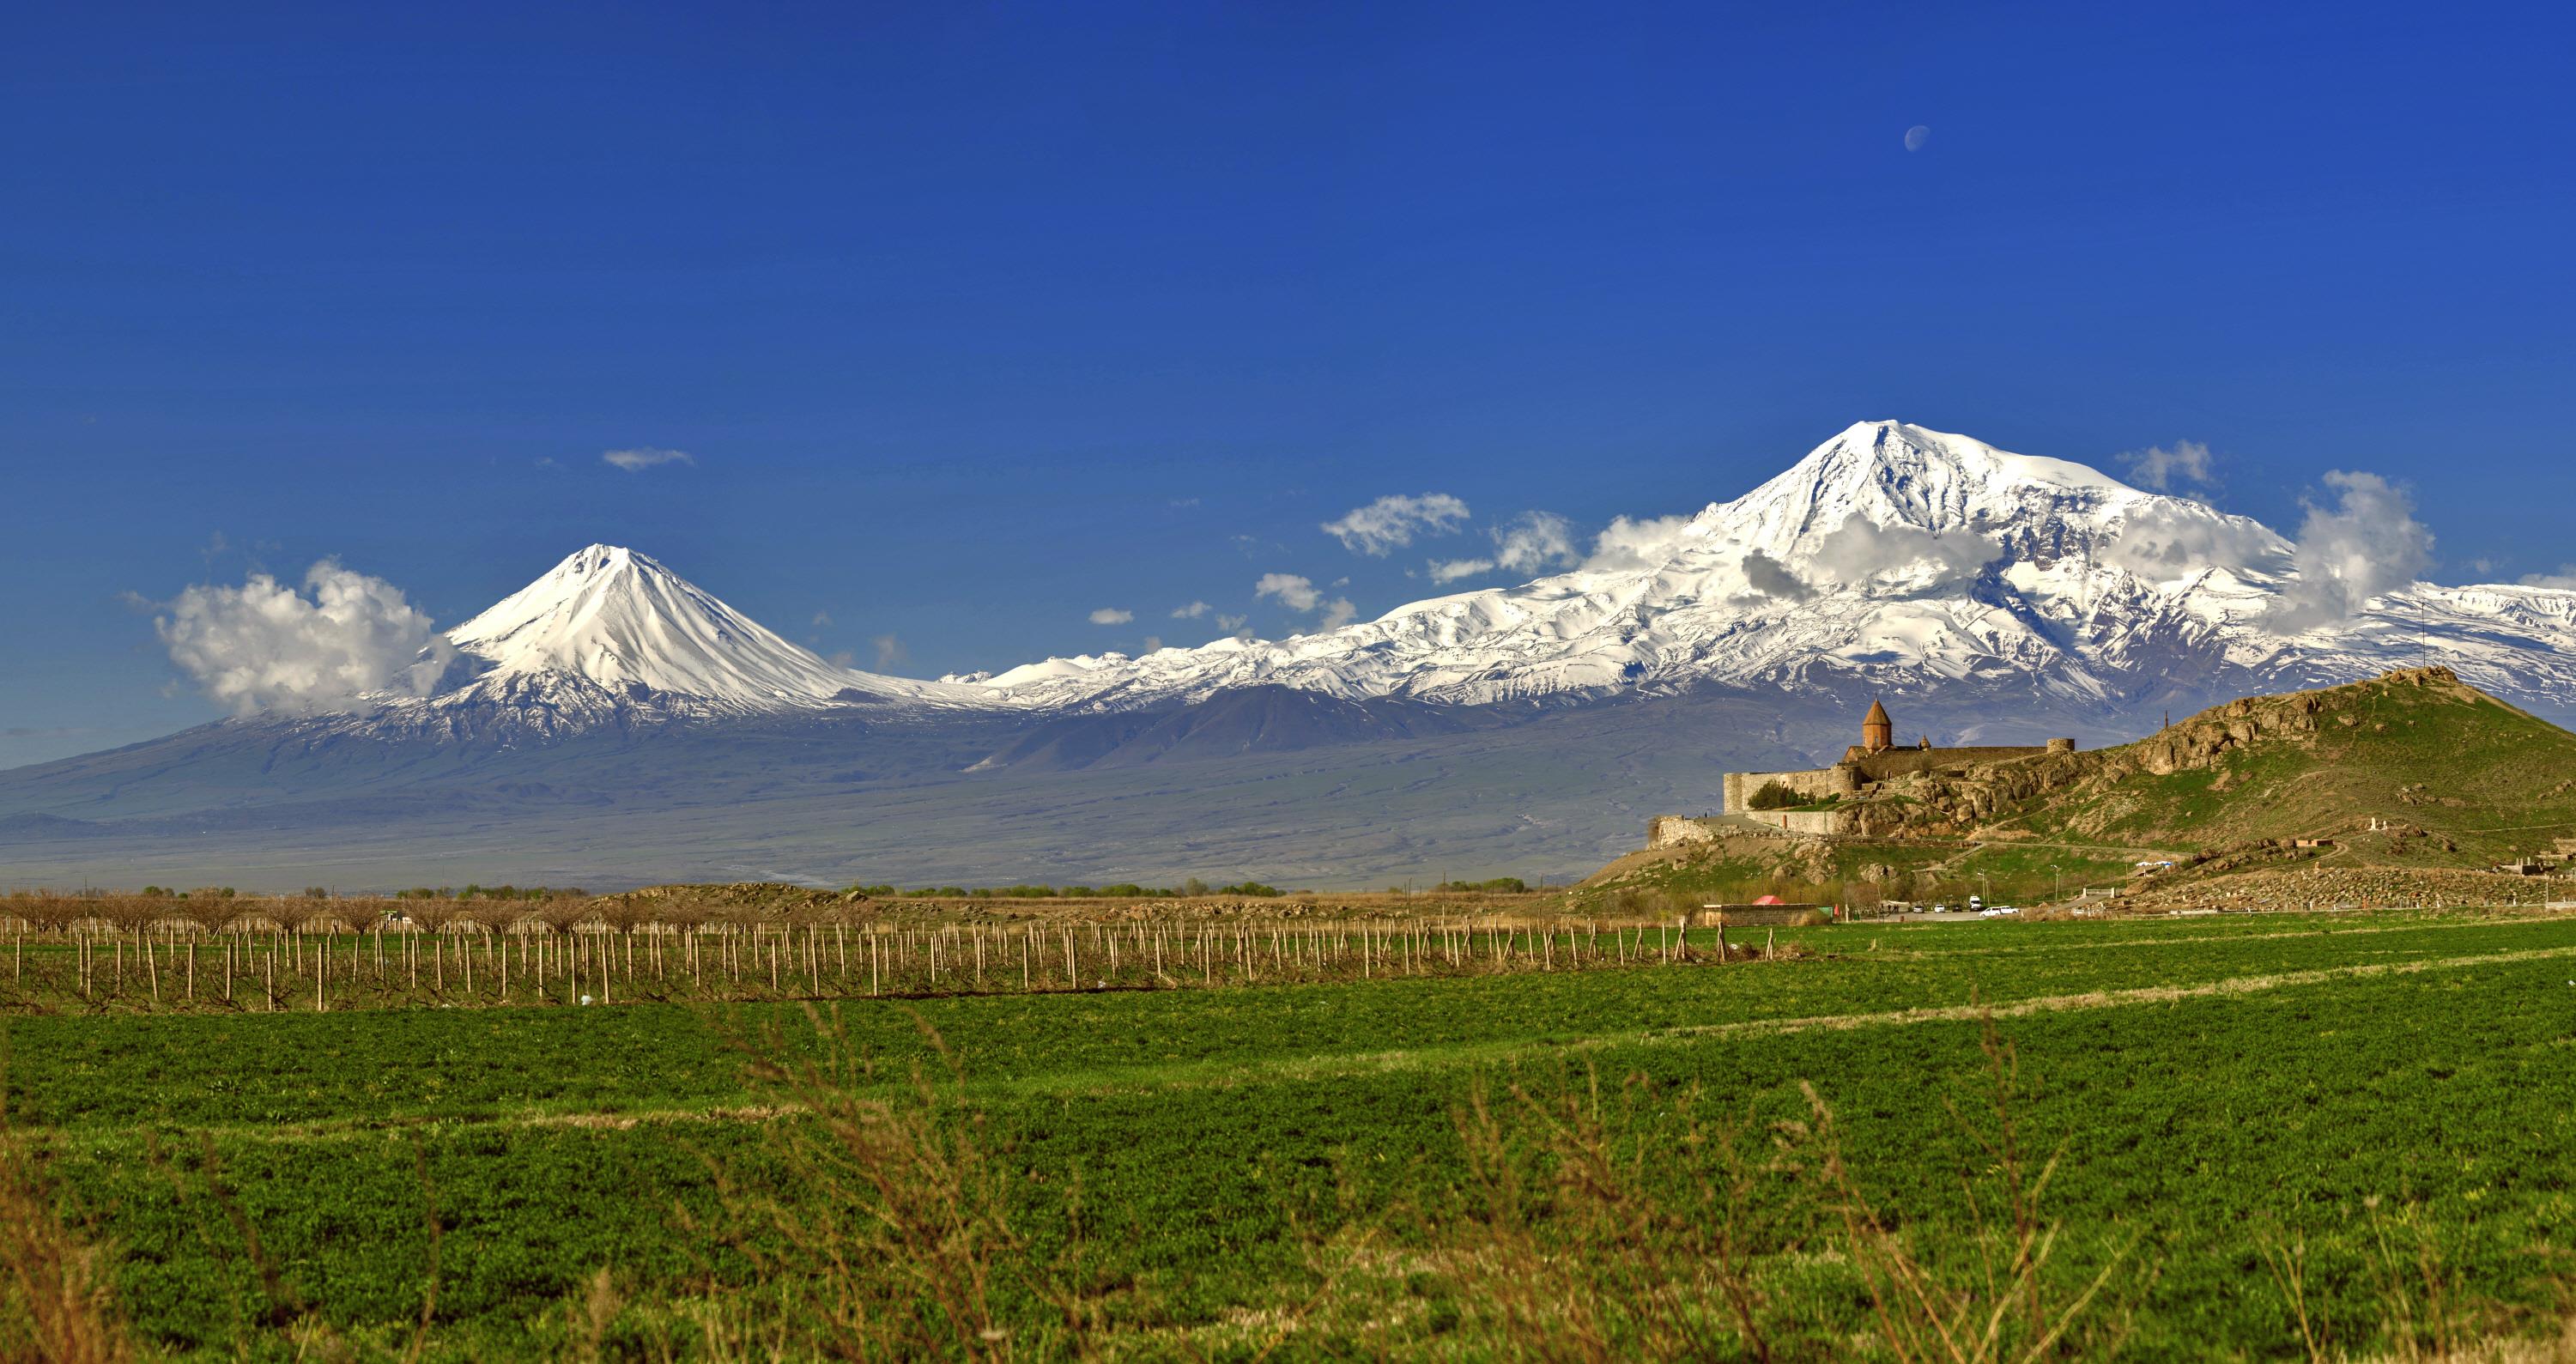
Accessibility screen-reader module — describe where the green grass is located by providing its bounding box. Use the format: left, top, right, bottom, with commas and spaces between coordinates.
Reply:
10, 910, 2576, 1359
1592, 836, 2143, 905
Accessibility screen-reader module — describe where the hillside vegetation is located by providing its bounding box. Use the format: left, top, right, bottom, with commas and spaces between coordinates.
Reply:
1861, 668, 2576, 868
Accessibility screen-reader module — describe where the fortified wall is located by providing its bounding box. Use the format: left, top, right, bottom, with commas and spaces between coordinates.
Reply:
1718, 764, 1860, 814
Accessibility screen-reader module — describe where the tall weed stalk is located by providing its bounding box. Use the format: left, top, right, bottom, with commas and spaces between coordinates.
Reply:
0, 1047, 134, 1364
1432, 1015, 2131, 1362
709, 1005, 1100, 1361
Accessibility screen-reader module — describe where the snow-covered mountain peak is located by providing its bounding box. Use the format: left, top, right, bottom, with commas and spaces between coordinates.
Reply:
444, 544, 850, 706
391, 545, 988, 733
964, 421, 2576, 718
1713, 421, 2149, 552
1813, 421, 2137, 497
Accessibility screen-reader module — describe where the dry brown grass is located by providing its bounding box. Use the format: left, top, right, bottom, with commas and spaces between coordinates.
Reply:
1427, 1015, 2133, 1363
1796, 1022, 2133, 1364
0, 1067, 134, 1364
697, 1005, 1107, 1361
1438, 1070, 1777, 1361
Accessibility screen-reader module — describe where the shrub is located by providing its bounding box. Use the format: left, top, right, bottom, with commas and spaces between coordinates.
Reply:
1746, 781, 1800, 811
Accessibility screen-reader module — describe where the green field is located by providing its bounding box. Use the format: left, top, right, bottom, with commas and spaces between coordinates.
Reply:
9, 910, 2576, 1359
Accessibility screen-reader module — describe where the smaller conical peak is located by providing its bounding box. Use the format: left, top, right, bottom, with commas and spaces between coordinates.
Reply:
444, 544, 862, 706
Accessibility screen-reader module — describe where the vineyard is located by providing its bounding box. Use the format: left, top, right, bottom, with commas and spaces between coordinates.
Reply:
5, 902, 2574, 1360
0, 892, 1755, 1013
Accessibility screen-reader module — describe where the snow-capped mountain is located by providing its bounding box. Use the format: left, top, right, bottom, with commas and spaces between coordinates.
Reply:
334, 545, 991, 739
11, 420, 2576, 889
962, 421, 2576, 718
448, 544, 881, 706
212, 422, 2576, 744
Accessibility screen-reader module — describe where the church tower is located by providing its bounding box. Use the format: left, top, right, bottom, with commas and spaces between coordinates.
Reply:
1862, 697, 1893, 754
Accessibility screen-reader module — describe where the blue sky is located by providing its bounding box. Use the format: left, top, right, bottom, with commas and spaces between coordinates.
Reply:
5, 2, 2573, 765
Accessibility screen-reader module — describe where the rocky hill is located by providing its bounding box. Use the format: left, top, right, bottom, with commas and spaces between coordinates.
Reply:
1845, 667, 2576, 870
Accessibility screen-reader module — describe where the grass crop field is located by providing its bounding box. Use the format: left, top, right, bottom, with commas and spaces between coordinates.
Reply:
8, 907, 2576, 1360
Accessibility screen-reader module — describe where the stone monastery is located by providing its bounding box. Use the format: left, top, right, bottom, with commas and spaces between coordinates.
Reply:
1652, 700, 2076, 846
1722, 699, 2076, 814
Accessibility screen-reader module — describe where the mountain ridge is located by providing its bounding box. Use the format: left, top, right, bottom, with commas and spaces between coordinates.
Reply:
76, 420, 2576, 749
5, 419, 2574, 890
961, 421, 2576, 718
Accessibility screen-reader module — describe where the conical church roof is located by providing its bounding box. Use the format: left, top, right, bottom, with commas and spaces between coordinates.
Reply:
1864, 697, 1891, 725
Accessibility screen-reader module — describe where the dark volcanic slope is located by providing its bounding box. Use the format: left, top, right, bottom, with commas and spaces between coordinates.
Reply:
0, 680, 2158, 891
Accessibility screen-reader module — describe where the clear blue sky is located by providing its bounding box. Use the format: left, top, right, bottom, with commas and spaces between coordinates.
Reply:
5, 2, 2573, 765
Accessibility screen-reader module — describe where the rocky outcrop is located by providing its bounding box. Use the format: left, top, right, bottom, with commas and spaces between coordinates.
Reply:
1838, 669, 2475, 840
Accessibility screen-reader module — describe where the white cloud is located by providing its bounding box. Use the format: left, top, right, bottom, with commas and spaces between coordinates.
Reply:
1255, 573, 1358, 632
1491, 512, 1579, 573
828, 650, 856, 669
1088, 607, 1134, 625
2122, 440, 2217, 492
811, 609, 833, 627
602, 446, 694, 472
1322, 493, 1470, 556
1580, 514, 1699, 573
2262, 470, 2435, 633
1170, 601, 1212, 619
1255, 573, 1322, 612
2101, 504, 2282, 579
1809, 514, 1999, 591
155, 561, 454, 717
870, 634, 907, 670
1215, 613, 1247, 633
2520, 567, 2576, 591
1142, 635, 1163, 652
1430, 511, 1582, 584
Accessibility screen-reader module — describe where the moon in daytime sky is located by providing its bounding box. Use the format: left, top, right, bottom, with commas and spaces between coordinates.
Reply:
1904, 124, 1931, 151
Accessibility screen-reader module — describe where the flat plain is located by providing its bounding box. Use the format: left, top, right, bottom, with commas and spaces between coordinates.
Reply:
9, 908, 2576, 1360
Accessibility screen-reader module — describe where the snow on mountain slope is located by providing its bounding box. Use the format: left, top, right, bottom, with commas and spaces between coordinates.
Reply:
447, 545, 873, 706
249, 423, 2576, 745
967, 421, 2576, 716
320, 546, 991, 739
